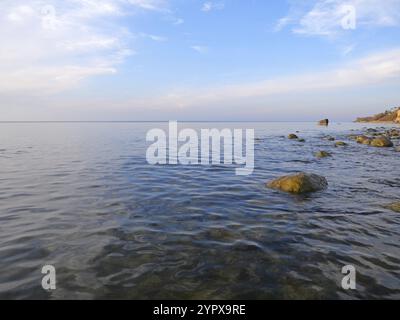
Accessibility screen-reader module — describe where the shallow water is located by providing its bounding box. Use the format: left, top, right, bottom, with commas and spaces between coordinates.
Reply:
0, 122, 400, 300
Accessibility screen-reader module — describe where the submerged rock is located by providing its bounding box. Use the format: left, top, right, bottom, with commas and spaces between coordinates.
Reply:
315, 151, 332, 158
384, 202, 400, 213
335, 141, 348, 147
355, 135, 372, 145
288, 134, 299, 139
267, 173, 328, 194
356, 135, 369, 143
348, 134, 358, 140
388, 129, 399, 135
370, 136, 393, 147
323, 135, 335, 141
298, 138, 306, 143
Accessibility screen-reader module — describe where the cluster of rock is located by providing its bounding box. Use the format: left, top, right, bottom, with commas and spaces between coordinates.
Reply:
349, 127, 400, 149
268, 133, 331, 195
266, 124, 400, 214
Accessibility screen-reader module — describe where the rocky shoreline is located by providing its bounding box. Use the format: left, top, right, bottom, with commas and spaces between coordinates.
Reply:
356, 107, 400, 123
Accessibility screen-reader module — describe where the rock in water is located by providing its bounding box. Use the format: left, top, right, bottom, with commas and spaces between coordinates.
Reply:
335, 141, 348, 147
288, 134, 299, 139
355, 135, 372, 145
370, 136, 393, 147
356, 135, 369, 143
267, 173, 328, 194
319, 119, 329, 126
384, 202, 400, 213
315, 151, 331, 158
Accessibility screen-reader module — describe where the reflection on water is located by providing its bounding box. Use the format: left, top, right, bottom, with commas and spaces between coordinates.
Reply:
0, 122, 400, 299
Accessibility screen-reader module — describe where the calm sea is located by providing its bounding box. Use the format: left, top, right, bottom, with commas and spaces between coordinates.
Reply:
0, 122, 399, 299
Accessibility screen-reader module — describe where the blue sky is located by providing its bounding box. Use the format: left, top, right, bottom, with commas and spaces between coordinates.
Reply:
1, 0, 400, 121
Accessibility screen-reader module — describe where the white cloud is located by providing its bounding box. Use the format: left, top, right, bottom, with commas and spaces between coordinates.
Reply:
276, 0, 400, 36
0, 0, 168, 94
191, 45, 209, 54
273, 17, 292, 32
146, 48, 400, 108
201, 1, 224, 12
139, 32, 168, 41
172, 18, 184, 25
341, 44, 356, 56
126, 0, 168, 12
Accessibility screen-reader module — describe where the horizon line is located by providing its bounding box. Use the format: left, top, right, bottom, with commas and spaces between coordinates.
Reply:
0, 120, 354, 123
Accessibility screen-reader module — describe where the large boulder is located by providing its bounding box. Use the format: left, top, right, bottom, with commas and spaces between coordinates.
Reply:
267, 173, 328, 194
370, 136, 393, 147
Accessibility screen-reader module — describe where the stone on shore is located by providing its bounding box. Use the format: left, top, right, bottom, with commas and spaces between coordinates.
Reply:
267, 173, 328, 194
370, 136, 393, 147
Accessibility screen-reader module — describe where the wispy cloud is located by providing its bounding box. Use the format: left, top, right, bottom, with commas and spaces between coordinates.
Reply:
0, 0, 169, 94
201, 1, 225, 12
146, 48, 400, 108
191, 45, 209, 54
128, 0, 168, 12
276, 0, 400, 37
139, 32, 168, 41
172, 17, 184, 25
273, 17, 292, 32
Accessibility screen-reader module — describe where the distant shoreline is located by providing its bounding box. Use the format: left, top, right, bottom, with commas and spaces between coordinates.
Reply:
355, 107, 400, 124
355, 120, 400, 124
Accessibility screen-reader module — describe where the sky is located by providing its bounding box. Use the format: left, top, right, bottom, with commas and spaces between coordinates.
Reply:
1, 0, 400, 121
